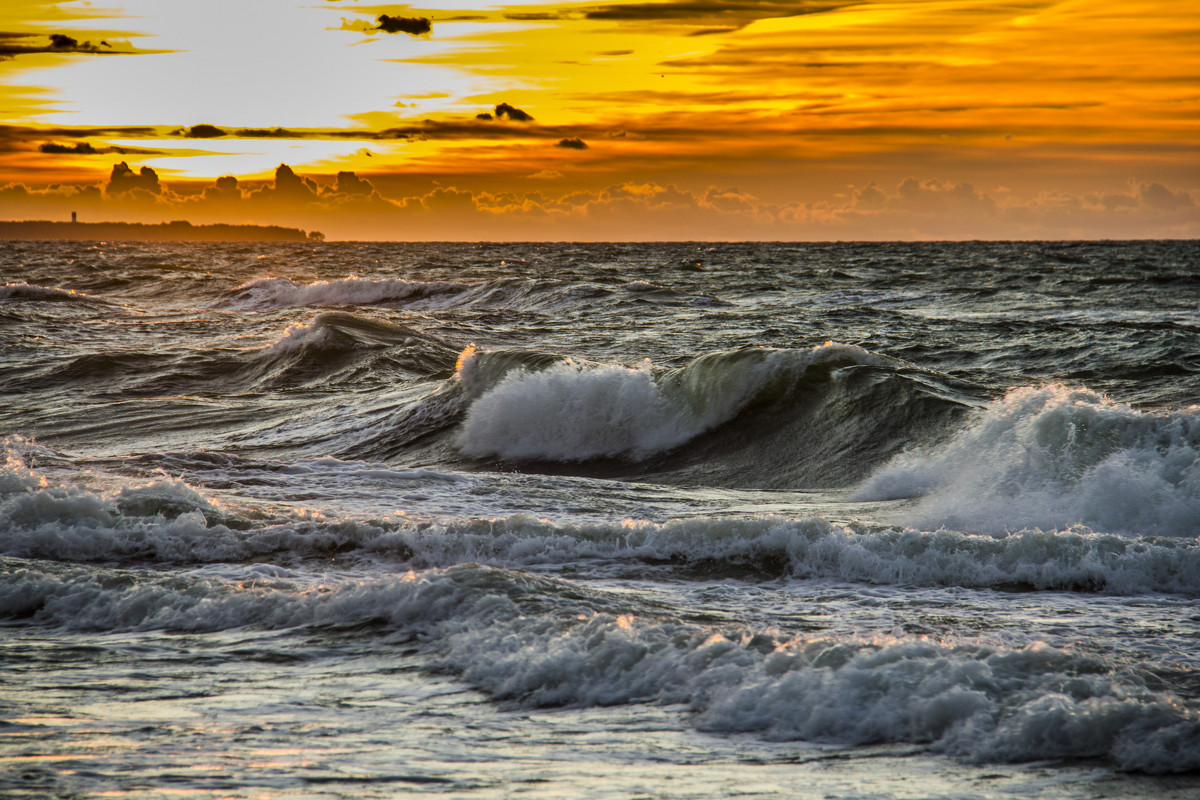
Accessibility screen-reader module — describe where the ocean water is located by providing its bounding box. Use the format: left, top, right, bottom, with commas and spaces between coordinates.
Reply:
2, 240, 1199, 799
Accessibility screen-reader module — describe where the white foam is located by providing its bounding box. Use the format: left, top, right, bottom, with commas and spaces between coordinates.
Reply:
378, 515, 1200, 595
7, 561, 1194, 772
457, 360, 691, 460
0, 444, 380, 563
455, 343, 892, 461
216, 276, 466, 310
5, 445, 1198, 593
685, 638, 1200, 773
854, 385, 1200, 537
0, 442, 50, 495
263, 316, 340, 354
0, 478, 393, 565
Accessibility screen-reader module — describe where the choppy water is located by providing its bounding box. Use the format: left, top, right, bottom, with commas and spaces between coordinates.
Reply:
2, 240, 1199, 798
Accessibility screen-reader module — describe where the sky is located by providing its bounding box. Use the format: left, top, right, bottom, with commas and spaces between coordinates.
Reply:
0, 0, 1196, 240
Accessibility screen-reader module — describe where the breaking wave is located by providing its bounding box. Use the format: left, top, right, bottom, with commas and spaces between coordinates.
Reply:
3, 561, 1196, 773
0, 283, 95, 302
5, 446, 1198, 595
455, 343, 900, 462
450, 342, 971, 489
854, 385, 1200, 537
246, 312, 461, 389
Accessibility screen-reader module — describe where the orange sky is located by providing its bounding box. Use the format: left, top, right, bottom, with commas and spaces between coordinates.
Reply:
0, 0, 1196, 239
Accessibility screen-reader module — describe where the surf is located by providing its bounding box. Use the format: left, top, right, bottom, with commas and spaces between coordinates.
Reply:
448, 342, 974, 490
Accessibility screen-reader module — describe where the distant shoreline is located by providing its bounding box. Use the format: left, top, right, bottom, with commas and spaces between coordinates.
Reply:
0, 219, 323, 242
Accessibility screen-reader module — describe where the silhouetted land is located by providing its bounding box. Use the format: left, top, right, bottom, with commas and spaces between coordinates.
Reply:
0, 219, 322, 242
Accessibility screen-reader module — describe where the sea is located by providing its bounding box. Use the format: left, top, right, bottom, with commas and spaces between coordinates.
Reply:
1, 239, 1199, 799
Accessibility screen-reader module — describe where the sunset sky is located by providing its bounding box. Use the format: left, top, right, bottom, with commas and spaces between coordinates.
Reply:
0, 0, 1196, 240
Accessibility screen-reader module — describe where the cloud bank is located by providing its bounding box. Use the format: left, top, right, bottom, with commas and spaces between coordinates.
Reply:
1, 161, 1195, 241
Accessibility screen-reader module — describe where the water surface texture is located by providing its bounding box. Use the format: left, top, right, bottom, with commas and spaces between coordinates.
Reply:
2, 240, 1199, 798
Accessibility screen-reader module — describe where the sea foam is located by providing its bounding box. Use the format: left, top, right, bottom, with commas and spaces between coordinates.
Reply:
854, 385, 1200, 537
3, 562, 1196, 773
5, 445, 1198, 593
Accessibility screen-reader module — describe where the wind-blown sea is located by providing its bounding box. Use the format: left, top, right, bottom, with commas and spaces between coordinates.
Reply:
2, 240, 1198, 799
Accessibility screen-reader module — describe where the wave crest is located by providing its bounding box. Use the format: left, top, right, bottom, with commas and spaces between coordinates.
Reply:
217, 276, 466, 310
455, 343, 897, 462
7, 444, 1195, 594
854, 385, 1200, 537
1, 283, 93, 303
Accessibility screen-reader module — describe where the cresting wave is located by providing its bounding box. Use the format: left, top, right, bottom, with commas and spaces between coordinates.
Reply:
448, 341, 973, 489
4, 444, 1199, 595
262, 311, 459, 361
0, 282, 94, 302
216, 276, 468, 310
233, 312, 464, 396
456, 343, 902, 462
855, 385, 1200, 537
3, 560, 1197, 773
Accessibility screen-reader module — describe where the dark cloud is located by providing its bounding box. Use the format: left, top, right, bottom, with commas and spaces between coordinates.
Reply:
232, 126, 407, 141
853, 181, 886, 211
235, 127, 301, 138
201, 175, 242, 202
0, 32, 135, 58
5, 125, 158, 141
495, 103, 534, 122
556, 137, 588, 149
503, 12, 562, 20
582, 0, 842, 23
376, 14, 432, 35
212, 164, 390, 209
335, 171, 375, 196
106, 162, 161, 195
40, 142, 100, 155
0, 125, 160, 158
499, 0, 847, 32
1139, 182, 1194, 211
38, 139, 159, 156
79, 164, 388, 210
892, 178, 996, 216
181, 124, 227, 138
271, 163, 320, 199
179, 125, 390, 141
6, 119, 619, 152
